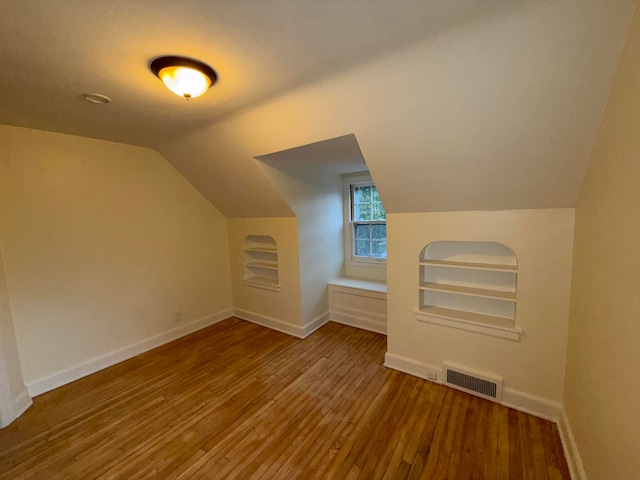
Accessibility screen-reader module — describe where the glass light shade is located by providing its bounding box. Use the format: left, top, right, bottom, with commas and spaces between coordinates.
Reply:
157, 66, 212, 99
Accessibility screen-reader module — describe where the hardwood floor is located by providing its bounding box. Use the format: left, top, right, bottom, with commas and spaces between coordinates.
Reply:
0, 318, 570, 479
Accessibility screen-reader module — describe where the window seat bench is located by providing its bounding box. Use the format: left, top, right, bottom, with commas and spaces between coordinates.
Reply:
328, 278, 388, 335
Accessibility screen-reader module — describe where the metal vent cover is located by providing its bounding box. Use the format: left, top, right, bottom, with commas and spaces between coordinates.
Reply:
443, 362, 503, 402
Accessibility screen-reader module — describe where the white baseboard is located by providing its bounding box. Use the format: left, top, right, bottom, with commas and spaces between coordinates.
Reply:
384, 352, 443, 383
233, 308, 305, 338
302, 312, 330, 338
27, 309, 233, 397
0, 387, 33, 428
558, 408, 587, 480
501, 387, 562, 423
233, 309, 330, 339
12, 388, 32, 419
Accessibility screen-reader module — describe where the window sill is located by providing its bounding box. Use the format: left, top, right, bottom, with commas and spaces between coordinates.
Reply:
414, 308, 521, 341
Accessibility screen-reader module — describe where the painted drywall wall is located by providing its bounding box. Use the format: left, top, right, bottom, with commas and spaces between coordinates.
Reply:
0, 125, 233, 388
158, 1, 634, 218
386, 209, 574, 405
564, 5, 640, 479
0, 247, 30, 425
228, 217, 303, 330
255, 158, 344, 326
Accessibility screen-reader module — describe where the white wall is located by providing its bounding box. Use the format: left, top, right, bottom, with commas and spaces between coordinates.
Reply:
295, 171, 343, 326
0, 125, 233, 392
0, 247, 31, 426
255, 159, 343, 326
564, 5, 640, 479
227, 217, 303, 333
386, 209, 574, 410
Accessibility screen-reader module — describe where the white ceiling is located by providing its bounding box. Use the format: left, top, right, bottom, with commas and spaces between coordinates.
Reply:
1, 1, 637, 217
158, 0, 637, 217
0, 0, 504, 147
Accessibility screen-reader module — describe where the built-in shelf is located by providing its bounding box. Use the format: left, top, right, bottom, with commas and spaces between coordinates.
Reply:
418, 241, 519, 340
243, 235, 280, 291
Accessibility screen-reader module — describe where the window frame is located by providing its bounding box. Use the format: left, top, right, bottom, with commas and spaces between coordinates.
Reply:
342, 173, 387, 268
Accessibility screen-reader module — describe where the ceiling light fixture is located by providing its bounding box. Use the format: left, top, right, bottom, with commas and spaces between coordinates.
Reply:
150, 56, 218, 100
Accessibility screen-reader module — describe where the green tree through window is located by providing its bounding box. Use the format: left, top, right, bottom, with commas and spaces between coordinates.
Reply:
351, 184, 386, 258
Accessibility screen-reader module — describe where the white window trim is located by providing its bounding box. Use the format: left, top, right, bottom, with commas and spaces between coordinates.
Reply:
342, 173, 387, 275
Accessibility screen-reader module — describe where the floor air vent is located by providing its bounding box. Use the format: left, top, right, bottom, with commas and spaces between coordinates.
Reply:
443, 362, 503, 402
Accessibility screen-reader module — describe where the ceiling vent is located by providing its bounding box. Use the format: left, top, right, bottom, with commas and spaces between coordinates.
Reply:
443, 362, 503, 402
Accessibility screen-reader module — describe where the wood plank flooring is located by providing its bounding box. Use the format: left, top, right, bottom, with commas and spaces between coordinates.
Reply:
0, 318, 571, 479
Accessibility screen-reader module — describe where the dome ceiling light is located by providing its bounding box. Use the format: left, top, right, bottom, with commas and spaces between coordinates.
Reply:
150, 56, 218, 100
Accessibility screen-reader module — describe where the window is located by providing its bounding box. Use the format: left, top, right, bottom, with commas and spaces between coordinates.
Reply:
344, 174, 387, 261
351, 184, 387, 258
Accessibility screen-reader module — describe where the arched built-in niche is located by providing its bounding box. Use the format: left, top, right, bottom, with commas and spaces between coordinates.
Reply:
416, 241, 520, 341
243, 235, 280, 291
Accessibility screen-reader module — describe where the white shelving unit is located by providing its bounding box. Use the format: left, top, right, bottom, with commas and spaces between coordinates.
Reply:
415, 241, 521, 341
243, 235, 280, 291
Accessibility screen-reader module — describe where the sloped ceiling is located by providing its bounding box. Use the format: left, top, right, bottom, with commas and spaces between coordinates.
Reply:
0, 0, 497, 148
1, 1, 637, 217
159, 0, 637, 216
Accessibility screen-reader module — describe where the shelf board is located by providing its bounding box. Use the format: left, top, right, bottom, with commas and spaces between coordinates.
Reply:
246, 261, 279, 270
415, 306, 521, 341
419, 259, 517, 272
245, 275, 279, 285
419, 283, 516, 302
418, 306, 514, 328
244, 247, 277, 253
243, 276, 281, 292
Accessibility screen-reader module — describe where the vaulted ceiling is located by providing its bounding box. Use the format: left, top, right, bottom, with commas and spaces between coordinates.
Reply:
0, 0, 498, 147
1, 1, 636, 217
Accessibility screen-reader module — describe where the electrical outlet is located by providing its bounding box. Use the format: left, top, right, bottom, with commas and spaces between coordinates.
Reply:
175, 311, 183, 322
